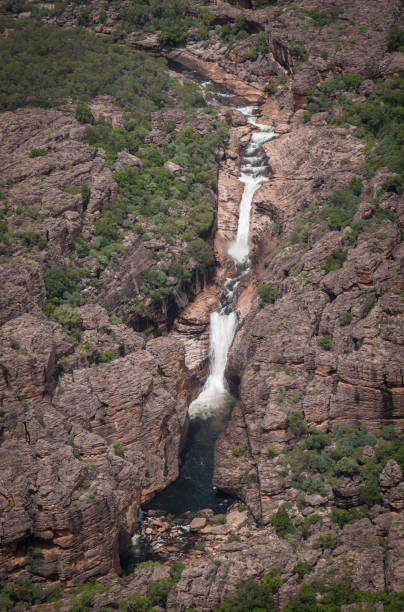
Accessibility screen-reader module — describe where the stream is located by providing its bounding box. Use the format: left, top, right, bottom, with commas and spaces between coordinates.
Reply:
122, 82, 277, 571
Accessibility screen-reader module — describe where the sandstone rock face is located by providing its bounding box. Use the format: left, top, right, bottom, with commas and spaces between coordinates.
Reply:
0, 260, 46, 325
166, 48, 266, 104
0, 336, 190, 584
0, 107, 116, 264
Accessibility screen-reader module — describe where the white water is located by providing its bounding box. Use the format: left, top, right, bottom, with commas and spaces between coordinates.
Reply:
189, 103, 277, 421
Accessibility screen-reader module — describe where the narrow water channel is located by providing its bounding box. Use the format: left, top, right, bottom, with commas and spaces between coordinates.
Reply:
147, 96, 277, 516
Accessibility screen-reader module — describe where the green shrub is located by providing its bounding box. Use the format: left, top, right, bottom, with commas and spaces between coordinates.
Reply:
382, 174, 404, 195
317, 335, 332, 350
359, 483, 381, 507
342, 73, 365, 92
158, 25, 188, 48
271, 505, 294, 538
119, 592, 156, 611
388, 27, 404, 52
312, 533, 335, 550
99, 9, 107, 24
248, 32, 269, 60
188, 238, 213, 270
258, 283, 279, 304
330, 507, 364, 528
100, 350, 116, 363
79, 8, 91, 26
44, 265, 82, 302
333, 457, 359, 477
380, 425, 396, 440
25, 546, 43, 568
51, 304, 82, 344
232, 445, 247, 458
293, 561, 314, 582
305, 429, 330, 451
287, 411, 307, 437
322, 250, 347, 273
148, 577, 172, 607
75, 102, 94, 124
0, 580, 44, 610
29, 148, 47, 158
113, 442, 125, 458
340, 311, 353, 327
266, 446, 278, 459
227, 534, 241, 543
19, 231, 47, 249
363, 297, 376, 316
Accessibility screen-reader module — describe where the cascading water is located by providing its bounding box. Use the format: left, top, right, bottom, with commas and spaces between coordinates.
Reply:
146, 95, 277, 516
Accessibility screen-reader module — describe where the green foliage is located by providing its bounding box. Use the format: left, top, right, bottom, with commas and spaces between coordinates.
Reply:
317, 335, 332, 351
306, 7, 342, 27
232, 445, 247, 458
78, 7, 90, 26
68, 433, 81, 459
248, 32, 269, 61
0, 20, 173, 111
290, 37, 307, 62
18, 231, 47, 249
320, 180, 361, 231
89, 120, 227, 309
388, 27, 404, 52
148, 578, 172, 607
333, 456, 359, 477
322, 250, 347, 273
283, 580, 404, 612
0, 580, 44, 610
312, 533, 335, 551
75, 102, 94, 124
188, 238, 213, 271
340, 310, 353, 326
359, 483, 381, 507
266, 446, 278, 459
380, 425, 397, 441
258, 283, 279, 304
305, 429, 330, 451
383, 174, 404, 195
120, 0, 206, 35
25, 546, 43, 568
100, 350, 116, 363
69, 577, 109, 611
114, 443, 125, 458
227, 534, 241, 543
293, 561, 314, 582
334, 76, 404, 181
29, 147, 47, 158
363, 297, 375, 316
44, 265, 82, 302
214, 567, 283, 612
271, 505, 294, 538
158, 25, 188, 48
330, 507, 363, 528
51, 304, 82, 344
287, 411, 307, 437
120, 592, 157, 611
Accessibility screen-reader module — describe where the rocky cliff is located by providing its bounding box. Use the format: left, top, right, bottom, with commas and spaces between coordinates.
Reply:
0, 0, 403, 610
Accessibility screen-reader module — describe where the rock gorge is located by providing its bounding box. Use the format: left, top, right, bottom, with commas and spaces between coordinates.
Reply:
0, 1, 403, 610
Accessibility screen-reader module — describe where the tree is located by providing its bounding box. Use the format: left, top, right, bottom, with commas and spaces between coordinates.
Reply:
75, 102, 94, 124
158, 25, 188, 48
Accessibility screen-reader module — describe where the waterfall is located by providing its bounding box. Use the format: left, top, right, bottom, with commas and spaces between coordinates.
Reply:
145, 88, 278, 516
189, 105, 277, 421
